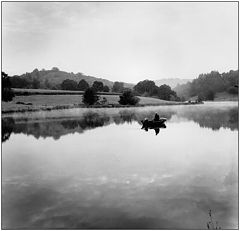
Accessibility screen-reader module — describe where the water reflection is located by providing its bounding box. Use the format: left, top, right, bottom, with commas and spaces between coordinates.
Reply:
178, 107, 238, 131
2, 118, 15, 142
2, 103, 238, 229
2, 104, 238, 142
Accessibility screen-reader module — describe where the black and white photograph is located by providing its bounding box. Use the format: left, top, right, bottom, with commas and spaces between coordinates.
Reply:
1, 1, 238, 229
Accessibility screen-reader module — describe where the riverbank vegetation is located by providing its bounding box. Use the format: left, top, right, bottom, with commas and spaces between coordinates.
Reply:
174, 70, 238, 101
2, 68, 238, 114
2, 94, 185, 114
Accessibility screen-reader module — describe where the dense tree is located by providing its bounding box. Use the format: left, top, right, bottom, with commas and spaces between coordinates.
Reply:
174, 70, 238, 101
227, 86, 238, 95
103, 85, 110, 92
112, 81, 124, 93
133, 80, 178, 101
133, 80, 156, 96
61, 79, 78, 90
82, 88, 99, 105
10, 76, 29, 88
119, 90, 140, 105
92, 81, 104, 92
158, 84, 177, 101
44, 79, 52, 89
205, 90, 215, 101
2, 72, 15, 102
32, 78, 40, 89
78, 79, 89, 91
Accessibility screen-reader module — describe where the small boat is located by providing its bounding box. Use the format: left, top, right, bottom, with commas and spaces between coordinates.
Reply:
141, 118, 167, 129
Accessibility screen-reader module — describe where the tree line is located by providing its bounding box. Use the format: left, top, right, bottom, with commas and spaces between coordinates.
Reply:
61, 79, 110, 92
8, 69, 129, 93
174, 70, 239, 101
133, 80, 181, 101
3, 69, 238, 105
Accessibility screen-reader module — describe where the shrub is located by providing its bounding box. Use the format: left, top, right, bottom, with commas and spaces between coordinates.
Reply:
205, 90, 215, 101
227, 86, 238, 95
119, 90, 140, 105
82, 88, 99, 105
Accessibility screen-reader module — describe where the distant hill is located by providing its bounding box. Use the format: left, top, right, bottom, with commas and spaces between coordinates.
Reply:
10, 68, 134, 90
154, 78, 192, 88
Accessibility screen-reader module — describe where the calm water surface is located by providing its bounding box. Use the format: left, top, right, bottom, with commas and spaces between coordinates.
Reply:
2, 102, 238, 229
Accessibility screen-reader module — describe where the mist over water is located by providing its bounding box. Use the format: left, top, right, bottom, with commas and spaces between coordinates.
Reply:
2, 102, 238, 229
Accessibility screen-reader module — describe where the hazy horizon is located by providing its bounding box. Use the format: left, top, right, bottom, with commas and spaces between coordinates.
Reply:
2, 2, 238, 83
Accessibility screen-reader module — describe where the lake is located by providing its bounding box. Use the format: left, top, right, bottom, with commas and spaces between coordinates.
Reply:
2, 102, 238, 229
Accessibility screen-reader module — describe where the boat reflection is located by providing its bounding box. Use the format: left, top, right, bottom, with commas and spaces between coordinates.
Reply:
142, 123, 167, 135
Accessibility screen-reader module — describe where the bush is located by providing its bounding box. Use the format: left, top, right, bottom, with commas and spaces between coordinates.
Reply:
82, 88, 99, 105
119, 90, 140, 105
227, 86, 238, 95
197, 94, 204, 102
205, 90, 215, 101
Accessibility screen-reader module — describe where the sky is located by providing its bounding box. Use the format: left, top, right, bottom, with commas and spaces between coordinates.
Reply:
2, 2, 238, 83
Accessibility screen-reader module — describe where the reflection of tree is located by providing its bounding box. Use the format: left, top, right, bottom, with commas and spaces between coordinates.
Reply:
2, 118, 15, 142
10, 112, 111, 140
179, 107, 238, 131
3, 105, 238, 141
80, 112, 110, 129
113, 110, 137, 125
61, 120, 79, 129
229, 108, 239, 130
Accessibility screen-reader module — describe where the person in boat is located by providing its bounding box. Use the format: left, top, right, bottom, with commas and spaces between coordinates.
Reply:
154, 113, 160, 121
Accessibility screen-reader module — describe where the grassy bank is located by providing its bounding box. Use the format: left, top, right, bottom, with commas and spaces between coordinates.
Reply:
2, 94, 186, 114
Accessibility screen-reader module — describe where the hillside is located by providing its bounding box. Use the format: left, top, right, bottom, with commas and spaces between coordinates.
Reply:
154, 78, 192, 88
10, 68, 134, 90
173, 70, 238, 101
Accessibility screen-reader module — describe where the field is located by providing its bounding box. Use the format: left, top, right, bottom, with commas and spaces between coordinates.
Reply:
12, 88, 121, 96
2, 93, 184, 113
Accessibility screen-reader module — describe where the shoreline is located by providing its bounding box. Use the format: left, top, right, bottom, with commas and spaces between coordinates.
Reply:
2, 101, 195, 114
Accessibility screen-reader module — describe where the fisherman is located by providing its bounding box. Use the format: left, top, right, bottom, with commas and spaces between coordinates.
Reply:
154, 113, 160, 121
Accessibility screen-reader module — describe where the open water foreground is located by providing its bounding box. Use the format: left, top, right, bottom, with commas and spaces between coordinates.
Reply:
2, 102, 238, 229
